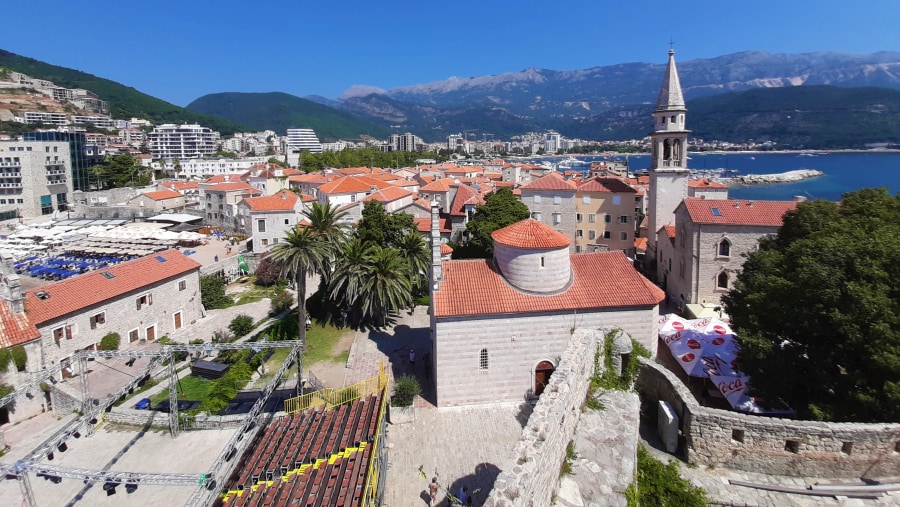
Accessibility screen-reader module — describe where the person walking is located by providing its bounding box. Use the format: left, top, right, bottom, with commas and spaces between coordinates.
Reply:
428, 477, 439, 507
458, 485, 469, 505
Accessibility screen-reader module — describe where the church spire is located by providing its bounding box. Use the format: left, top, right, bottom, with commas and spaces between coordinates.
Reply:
656, 49, 685, 111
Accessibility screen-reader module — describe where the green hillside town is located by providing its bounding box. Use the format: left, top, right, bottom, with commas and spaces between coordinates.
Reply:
0, 10, 898, 507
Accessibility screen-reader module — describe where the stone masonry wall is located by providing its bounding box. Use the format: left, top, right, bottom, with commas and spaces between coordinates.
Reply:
485, 329, 601, 507
638, 358, 900, 478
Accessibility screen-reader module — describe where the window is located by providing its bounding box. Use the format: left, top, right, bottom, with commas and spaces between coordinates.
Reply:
540, 256, 545, 268
588, 213, 596, 223
717, 271, 729, 289
284, 218, 290, 225
613, 196, 622, 205
582, 195, 591, 204
588, 230, 596, 240
576, 213, 583, 223
553, 212, 561, 225
604, 214, 612, 223
257, 219, 266, 233
603, 231, 611, 239
619, 215, 628, 224
531, 211, 541, 221
575, 245, 583, 253
718, 238, 731, 257
53, 326, 65, 346
178, 280, 187, 291
136, 293, 152, 310
129, 329, 139, 343
533, 195, 541, 204
89, 312, 106, 330
553, 196, 561, 205
479, 348, 489, 371
620, 231, 628, 241
261, 238, 269, 247
576, 229, 583, 238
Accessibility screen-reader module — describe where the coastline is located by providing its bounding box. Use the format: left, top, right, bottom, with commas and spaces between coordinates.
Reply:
710, 169, 825, 186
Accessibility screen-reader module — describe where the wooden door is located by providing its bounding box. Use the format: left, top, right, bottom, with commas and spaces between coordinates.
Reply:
174, 312, 182, 330
146, 326, 156, 341
534, 361, 555, 396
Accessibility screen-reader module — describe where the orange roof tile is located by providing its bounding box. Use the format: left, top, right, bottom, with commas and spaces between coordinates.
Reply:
362, 186, 413, 203
0, 298, 40, 347
288, 172, 331, 184
142, 190, 183, 201
491, 219, 571, 249
440, 243, 454, 255
24, 250, 201, 325
420, 178, 453, 193
414, 217, 451, 233
683, 198, 796, 226
434, 251, 664, 317
242, 190, 300, 211
203, 182, 255, 192
317, 175, 391, 195
449, 184, 483, 217
161, 181, 199, 191
634, 237, 649, 252
520, 171, 577, 191
577, 177, 637, 194
688, 178, 729, 189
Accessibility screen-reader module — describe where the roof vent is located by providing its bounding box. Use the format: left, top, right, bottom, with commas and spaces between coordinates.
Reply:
747, 200, 754, 207
35, 291, 50, 300
156, 256, 167, 262
281, 192, 287, 200
101, 271, 116, 279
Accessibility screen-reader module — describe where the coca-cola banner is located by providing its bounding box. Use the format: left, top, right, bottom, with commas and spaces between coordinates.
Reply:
658, 314, 779, 414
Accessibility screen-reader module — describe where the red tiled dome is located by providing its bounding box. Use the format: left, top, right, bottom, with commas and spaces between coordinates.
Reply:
491, 219, 571, 249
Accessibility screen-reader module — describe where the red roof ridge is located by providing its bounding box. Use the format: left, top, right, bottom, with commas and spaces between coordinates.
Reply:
491, 219, 571, 249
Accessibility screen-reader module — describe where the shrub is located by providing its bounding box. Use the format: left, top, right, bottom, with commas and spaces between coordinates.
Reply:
211, 329, 232, 343
392, 375, 421, 407
200, 275, 231, 310
254, 255, 283, 287
269, 286, 293, 315
11, 345, 27, 371
0, 348, 11, 372
625, 446, 706, 507
591, 329, 650, 392
228, 314, 255, 337
100, 333, 120, 351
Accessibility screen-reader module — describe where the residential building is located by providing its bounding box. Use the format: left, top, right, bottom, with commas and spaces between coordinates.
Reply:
284, 128, 322, 167
519, 172, 578, 252
0, 139, 73, 219
543, 131, 561, 154
156, 156, 267, 179
387, 132, 422, 152
238, 190, 312, 252
126, 189, 186, 214
315, 175, 391, 208
200, 181, 261, 232
574, 177, 638, 255
148, 124, 220, 160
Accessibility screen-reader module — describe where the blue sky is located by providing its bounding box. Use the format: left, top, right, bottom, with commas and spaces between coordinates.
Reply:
3, 0, 897, 106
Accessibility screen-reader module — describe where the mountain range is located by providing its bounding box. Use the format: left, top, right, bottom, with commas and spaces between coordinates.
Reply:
3, 49, 900, 148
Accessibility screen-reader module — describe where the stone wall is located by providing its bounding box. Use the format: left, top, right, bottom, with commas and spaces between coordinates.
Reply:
105, 408, 247, 430
50, 386, 81, 416
485, 328, 601, 507
637, 358, 900, 478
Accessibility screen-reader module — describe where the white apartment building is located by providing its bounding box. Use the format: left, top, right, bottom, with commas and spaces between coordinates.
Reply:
0, 140, 73, 219
148, 124, 220, 160
543, 131, 561, 153
22, 112, 67, 125
153, 156, 268, 179
388, 132, 422, 152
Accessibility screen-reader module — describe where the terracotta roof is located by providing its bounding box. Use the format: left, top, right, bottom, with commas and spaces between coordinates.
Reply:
683, 198, 796, 226
142, 190, 183, 201
448, 184, 483, 217
419, 178, 453, 193
362, 186, 412, 203
317, 175, 390, 195
434, 251, 664, 317
24, 250, 201, 325
520, 172, 577, 191
205, 174, 246, 183
688, 178, 729, 189
493, 181, 515, 188
288, 172, 330, 184
160, 181, 199, 191
440, 243, 454, 255
491, 219, 571, 249
577, 177, 637, 194
663, 225, 677, 245
414, 217, 451, 233
634, 237, 649, 252
0, 297, 40, 347
242, 190, 300, 211
222, 393, 381, 506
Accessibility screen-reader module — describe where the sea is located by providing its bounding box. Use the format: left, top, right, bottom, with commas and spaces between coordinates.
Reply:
545, 152, 900, 202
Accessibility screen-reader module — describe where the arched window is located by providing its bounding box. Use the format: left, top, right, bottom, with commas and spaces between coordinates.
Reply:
717, 271, 729, 289
479, 348, 489, 371
718, 238, 731, 257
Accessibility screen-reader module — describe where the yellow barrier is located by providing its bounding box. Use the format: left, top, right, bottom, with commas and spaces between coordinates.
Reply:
360, 363, 390, 506
283, 362, 387, 414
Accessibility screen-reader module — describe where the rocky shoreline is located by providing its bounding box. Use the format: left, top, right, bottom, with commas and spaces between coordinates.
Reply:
717, 169, 824, 186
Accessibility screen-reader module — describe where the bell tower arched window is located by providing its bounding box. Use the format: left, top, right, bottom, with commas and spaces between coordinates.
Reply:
717, 271, 729, 289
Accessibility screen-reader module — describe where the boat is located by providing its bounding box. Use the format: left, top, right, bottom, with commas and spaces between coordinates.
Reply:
556, 156, 589, 169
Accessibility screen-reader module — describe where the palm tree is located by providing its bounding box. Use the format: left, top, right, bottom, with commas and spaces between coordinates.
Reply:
266, 226, 326, 387
305, 201, 350, 249
396, 230, 430, 294
329, 237, 374, 316
359, 246, 412, 327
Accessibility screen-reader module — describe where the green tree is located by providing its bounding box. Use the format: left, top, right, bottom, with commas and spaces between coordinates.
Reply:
329, 237, 375, 316
94, 154, 148, 188
396, 229, 430, 294
228, 314, 255, 337
356, 201, 415, 248
722, 188, 900, 422
267, 226, 326, 380
625, 446, 706, 507
359, 246, 412, 326
100, 333, 120, 351
200, 276, 231, 310
305, 201, 350, 250
462, 188, 531, 258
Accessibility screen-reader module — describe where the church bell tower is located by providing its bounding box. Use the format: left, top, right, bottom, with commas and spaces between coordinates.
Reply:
646, 48, 690, 279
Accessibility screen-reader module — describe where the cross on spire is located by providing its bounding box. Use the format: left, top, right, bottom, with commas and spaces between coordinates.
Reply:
668, 38, 675, 51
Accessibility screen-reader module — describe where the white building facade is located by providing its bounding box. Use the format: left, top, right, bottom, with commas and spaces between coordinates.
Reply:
148, 124, 220, 160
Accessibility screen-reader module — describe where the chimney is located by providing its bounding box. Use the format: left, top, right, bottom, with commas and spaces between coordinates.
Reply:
0, 257, 25, 314
430, 201, 443, 292
747, 200, 753, 207
281, 191, 287, 200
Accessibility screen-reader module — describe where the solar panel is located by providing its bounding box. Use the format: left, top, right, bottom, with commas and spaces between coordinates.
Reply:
156, 255, 167, 262
711, 207, 722, 216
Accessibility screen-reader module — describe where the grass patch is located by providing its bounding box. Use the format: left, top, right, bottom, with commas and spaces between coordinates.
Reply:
305, 324, 348, 364
151, 375, 212, 405
252, 348, 292, 386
